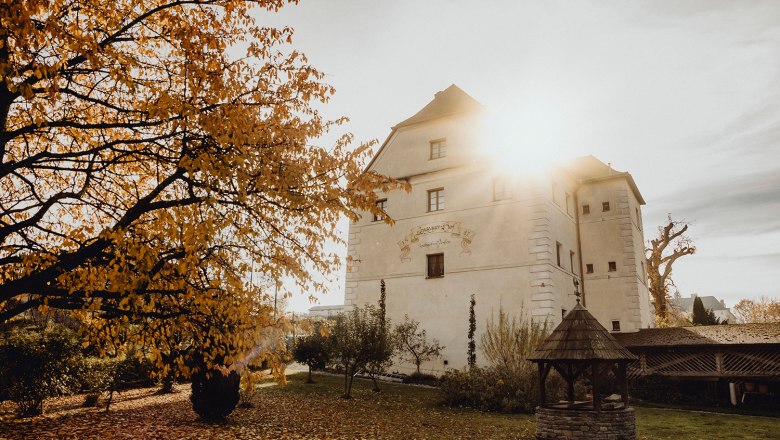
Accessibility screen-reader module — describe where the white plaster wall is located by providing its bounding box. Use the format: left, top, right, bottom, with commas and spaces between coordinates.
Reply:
345, 112, 653, 373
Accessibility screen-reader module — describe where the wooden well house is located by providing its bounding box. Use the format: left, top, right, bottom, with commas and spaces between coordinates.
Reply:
528, 288, 638, 440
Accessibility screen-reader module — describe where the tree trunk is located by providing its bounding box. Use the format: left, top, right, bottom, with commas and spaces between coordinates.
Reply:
307, 365, 313, 383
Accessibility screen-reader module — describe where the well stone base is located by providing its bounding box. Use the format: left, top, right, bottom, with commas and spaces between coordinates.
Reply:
535, 407, 636, 440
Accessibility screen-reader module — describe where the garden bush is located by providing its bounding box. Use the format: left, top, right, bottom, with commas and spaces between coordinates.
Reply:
403, 372, 440, 386
0, 328, 83, 417
190, 368, 241, 421
440, 367, 536, 413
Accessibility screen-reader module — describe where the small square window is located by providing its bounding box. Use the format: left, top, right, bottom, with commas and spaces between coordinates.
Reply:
565, 193, 572, 215
556, 242, 562, 267
430, 139, 446, 160
586, 263, 594, 274
582, 204, 590, 215
608, 261, 617, 272
602, 202, 610, 212
373, 199, 387, 222
612, 320, 621, 332
427, 188, 444, 212
570, 251, 576, 274
427, 253, 444, 278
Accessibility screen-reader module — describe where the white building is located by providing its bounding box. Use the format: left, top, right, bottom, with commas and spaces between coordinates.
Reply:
345, 85, 654, 374
670, 293, 738, 324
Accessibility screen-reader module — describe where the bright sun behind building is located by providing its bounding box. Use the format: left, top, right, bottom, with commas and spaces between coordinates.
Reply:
346, 85, 653, 374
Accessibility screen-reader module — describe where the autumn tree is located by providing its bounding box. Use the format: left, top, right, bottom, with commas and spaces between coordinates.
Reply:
394, 315, 443, 374
0, 0, 400, 382
646, 216, 696, 322
733, 296, 780, 323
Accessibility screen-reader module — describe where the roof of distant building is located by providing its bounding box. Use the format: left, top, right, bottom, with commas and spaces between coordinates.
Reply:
393, 84, 483, 129
672, 294, 729, 312
308, 304, 345, 311
614, 323, 780, 348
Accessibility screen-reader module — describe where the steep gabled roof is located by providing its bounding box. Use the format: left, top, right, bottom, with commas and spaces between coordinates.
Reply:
392, 84, 483, 129
671, 295, 728, 312
529, 302, 637, 361
364, 84, 483, 172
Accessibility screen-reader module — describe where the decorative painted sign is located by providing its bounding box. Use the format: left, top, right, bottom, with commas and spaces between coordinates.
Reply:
398, 221, 475, 261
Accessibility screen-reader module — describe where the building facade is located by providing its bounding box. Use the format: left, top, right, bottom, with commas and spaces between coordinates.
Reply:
345, 85, 654, 374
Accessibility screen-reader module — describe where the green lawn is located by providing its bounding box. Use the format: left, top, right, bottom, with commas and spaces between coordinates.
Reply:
1, 371, 777, 439
274, 372, 779, 440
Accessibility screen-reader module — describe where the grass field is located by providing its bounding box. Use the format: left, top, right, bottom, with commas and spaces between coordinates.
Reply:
1, 371, 777, 439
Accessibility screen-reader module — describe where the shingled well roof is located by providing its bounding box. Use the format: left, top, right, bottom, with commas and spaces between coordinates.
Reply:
529, 303, 637, 361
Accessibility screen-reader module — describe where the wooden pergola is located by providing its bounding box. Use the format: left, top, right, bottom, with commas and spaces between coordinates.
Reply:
528, 294, 638, 411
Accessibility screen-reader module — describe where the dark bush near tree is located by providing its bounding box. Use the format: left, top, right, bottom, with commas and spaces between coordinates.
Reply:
292, 323, 330, 383
403, 372, 440, 386
0, 328, 83, 417
190, 369, 241, 421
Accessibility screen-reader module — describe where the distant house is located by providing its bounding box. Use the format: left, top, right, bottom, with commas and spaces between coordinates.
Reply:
307, 304, 345, 318
671, 293, 737, 323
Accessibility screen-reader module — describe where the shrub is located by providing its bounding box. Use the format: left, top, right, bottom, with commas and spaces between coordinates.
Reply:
292, 322, 330, 384
190, 368, 241, 421
441, 305, 562, 413
112, 356, 156, 390
0, 328, 83, 417
403, 372, 440, 386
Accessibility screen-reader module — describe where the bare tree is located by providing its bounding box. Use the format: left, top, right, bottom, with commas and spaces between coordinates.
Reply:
646, 216, 696, 323
394, 316, 444, 374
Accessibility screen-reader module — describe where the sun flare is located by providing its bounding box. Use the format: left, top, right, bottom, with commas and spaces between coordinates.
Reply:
481, 95, 572, 176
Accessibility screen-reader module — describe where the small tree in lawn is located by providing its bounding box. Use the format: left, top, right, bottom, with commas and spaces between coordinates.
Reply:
395, 316, 444, 374
364, 280, 395, 392
467, 294, 477, 369
329, 305, 389, 398
292, 322, 330, 384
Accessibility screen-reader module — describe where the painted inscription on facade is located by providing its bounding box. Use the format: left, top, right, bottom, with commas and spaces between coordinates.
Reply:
398, 221, 475, 261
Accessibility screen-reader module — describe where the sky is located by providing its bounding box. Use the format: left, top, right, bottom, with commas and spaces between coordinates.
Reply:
255, 0, 780, 313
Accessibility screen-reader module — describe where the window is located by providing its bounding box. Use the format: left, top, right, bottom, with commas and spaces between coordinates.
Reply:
373, 198, 387, 222
562, 309, 567, 319
602, 201, 610, 212
611, 320, 621, 332
608, 261, 617, 272
552, 182, 559, 205
493, 177, 511, 201
582, 204, 590, 215
429, 139, 446, 160
570, 251, 576, 274
427, 253, 444, 278
565, 193, 572, 215
427, 188, 444, 212
556, 242, 562, 267
586, 264, 594, 274
636, 207, 642, 229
